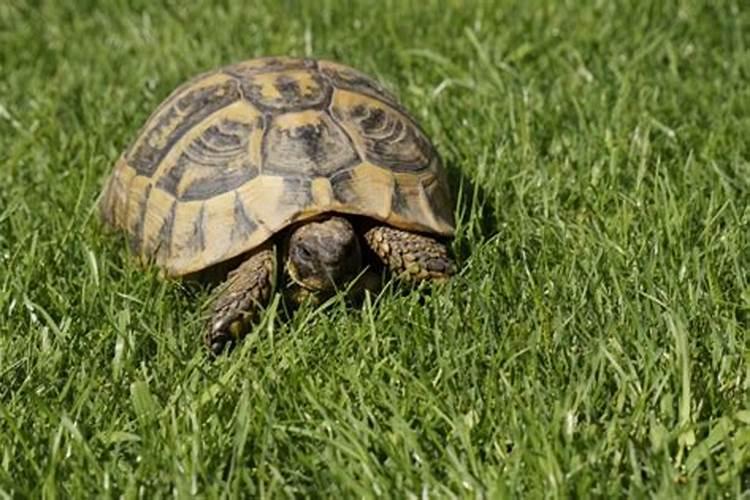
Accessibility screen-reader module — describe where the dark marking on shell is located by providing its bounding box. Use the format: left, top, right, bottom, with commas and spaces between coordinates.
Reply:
297, 123, 324, 159
130, 182, 152, 253
154, 201, 177, 259
236, 70, 332, 113
194, 122, 246, 152
324, 108, 361, 162
180, 164, 257, 201
329, 169, 356, 204
128, 79, 242, 177
359, 106, 386, 131
332, 102, 432, 173
188, 203, 207, 252
263, 114, 360, 177
391, 178, 410, 214
155, 118, 259, 201
231, 192, 258, 242
280, 176, 313, 208
155, 156, 188, 196
275, 75, 302, 101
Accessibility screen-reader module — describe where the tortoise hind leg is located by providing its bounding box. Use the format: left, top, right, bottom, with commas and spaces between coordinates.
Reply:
206, 244, 276, 355
363, 226, 455, 282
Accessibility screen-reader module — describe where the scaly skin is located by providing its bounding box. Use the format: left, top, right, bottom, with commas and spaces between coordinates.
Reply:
364, 226, 455, 282
206, 245, 275, 355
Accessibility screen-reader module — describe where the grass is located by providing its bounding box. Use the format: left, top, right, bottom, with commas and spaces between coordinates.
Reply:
1, 0, 749, 497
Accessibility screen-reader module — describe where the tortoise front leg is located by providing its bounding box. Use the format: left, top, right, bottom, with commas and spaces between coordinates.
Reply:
206, 244, 276, 355
364, 226, 455, 282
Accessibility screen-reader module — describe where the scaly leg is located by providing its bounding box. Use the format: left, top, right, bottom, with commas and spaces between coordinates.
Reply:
363, 226, 455, 282
206, 245, 276, 355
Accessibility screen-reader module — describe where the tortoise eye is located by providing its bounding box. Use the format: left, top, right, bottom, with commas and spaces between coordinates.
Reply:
295, 243, 313, 261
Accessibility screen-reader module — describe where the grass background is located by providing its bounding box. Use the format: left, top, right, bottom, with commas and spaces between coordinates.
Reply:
1, 0, 749, 497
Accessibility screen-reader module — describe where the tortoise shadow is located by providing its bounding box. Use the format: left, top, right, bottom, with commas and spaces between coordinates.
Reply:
442, 160, 500, 264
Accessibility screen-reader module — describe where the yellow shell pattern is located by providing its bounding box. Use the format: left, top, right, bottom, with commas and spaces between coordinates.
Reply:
99, 57, 455, 276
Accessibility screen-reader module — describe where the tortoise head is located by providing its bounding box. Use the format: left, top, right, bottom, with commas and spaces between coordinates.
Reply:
285, 215, 362, 293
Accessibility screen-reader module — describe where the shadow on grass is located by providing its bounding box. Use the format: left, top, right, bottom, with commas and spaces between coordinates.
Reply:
443, 159, 500, 264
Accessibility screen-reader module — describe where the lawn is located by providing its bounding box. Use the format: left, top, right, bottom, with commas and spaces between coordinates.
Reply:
1, 0, 749, 497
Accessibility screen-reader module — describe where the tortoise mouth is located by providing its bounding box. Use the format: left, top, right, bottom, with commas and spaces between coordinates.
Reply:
285, 259, 334, 292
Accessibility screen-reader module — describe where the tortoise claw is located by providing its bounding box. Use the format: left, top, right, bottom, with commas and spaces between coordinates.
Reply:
205, 317, 245, 356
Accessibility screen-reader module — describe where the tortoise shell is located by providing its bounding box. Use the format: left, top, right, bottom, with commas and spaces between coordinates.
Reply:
99, 57, 455, 277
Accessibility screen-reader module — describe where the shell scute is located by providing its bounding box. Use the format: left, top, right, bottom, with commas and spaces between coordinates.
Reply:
127, 75, 241, 176
330, 89, 433, 173
262, 110, 360, 177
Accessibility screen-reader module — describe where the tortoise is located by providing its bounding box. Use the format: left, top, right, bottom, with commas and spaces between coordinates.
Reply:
98, 56, 456, 354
